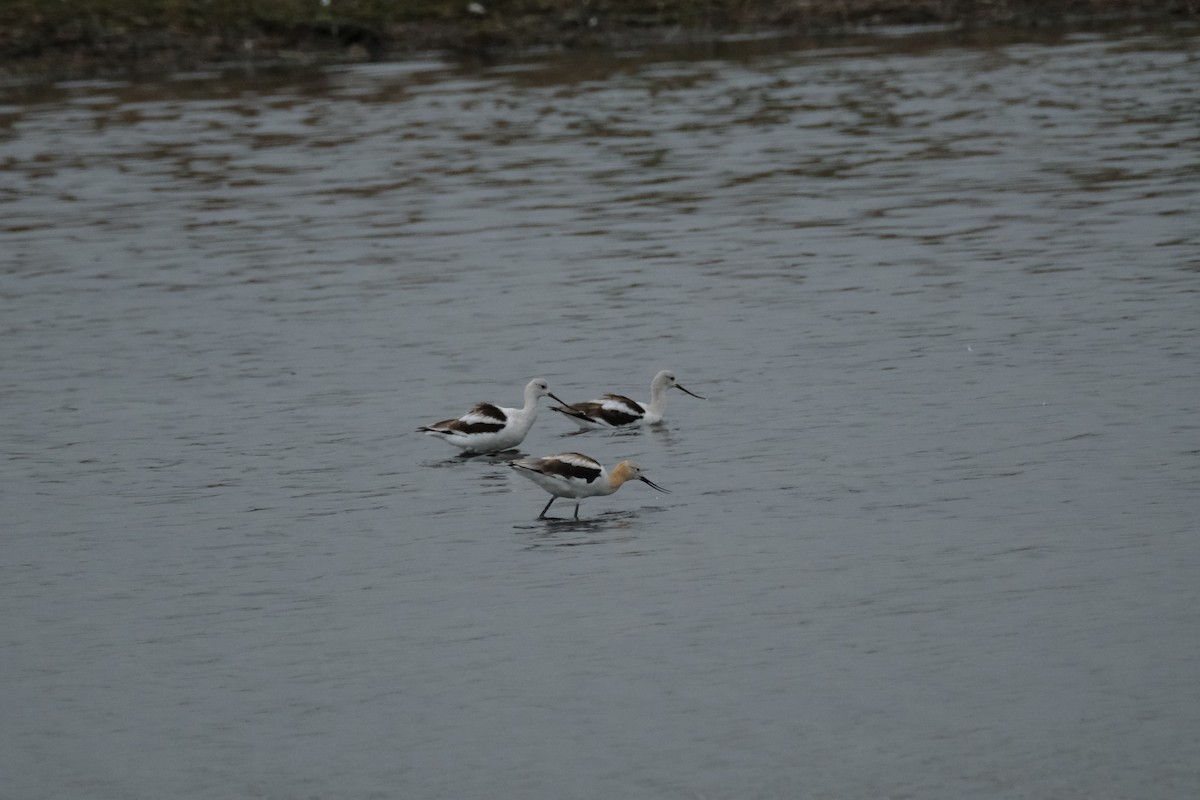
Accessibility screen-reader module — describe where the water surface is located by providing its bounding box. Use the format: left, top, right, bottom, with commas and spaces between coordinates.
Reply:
2, 25, 1198, 800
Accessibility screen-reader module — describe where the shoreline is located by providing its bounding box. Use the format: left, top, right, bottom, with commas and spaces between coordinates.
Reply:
1, 1, 1196, 83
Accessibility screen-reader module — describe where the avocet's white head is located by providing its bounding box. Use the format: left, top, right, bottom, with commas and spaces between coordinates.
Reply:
653, 370, 705, 399
526, 378, 570, 408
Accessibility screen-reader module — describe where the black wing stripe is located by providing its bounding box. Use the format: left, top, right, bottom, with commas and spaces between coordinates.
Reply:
542, 459, 602, 483
596, 407, 641, 426
604, 394, 645, 414
446, 420, 506, 434
468, 403, 508, 422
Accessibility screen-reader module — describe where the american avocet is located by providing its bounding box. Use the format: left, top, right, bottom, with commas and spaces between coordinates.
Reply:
509, 452, 670, 519
551, 369, 704, 429
418, 378, 569, 454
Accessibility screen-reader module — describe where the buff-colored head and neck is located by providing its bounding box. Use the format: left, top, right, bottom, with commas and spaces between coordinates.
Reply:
607, 460, 670, 495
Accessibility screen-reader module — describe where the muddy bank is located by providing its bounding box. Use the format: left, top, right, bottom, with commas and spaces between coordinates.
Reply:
1, 0, 1196, 81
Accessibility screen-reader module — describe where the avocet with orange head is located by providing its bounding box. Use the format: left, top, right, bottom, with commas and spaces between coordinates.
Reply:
509, 452, 670, 519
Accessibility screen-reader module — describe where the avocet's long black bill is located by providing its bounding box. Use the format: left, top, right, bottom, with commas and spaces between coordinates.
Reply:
547, 392, 572, 407
639, 475, 670, 493
548, 395, 592, 422
675, 384, 705, 400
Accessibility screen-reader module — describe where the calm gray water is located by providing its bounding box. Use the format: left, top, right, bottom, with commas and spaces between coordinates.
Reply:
3, 24, 1198, 800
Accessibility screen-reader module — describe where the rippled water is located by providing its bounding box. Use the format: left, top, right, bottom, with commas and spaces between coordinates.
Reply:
3, 24, 1198, 799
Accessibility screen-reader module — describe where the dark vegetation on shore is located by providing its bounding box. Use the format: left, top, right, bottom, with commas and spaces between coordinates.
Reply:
1, 1, 1196, 79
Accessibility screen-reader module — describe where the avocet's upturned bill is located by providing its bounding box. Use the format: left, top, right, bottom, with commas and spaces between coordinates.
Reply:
418, 378, 569, 454
552, 369, 704, 429
509, 451, 669, 519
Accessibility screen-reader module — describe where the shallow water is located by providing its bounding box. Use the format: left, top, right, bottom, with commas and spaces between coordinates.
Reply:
2, 24, 1199, 800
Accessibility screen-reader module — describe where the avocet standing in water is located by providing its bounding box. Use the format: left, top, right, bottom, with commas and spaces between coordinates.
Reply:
418, 378, 569, 454
509, 451, 670, 519
551, 369, 704, 429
